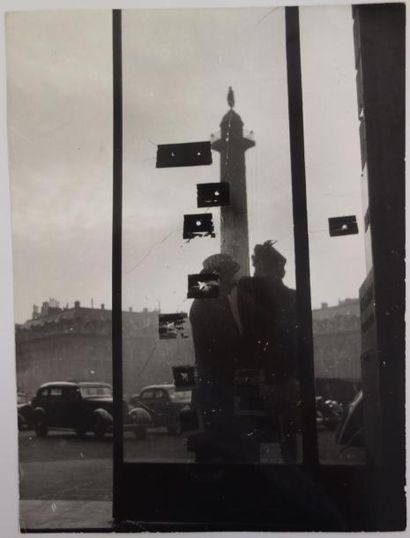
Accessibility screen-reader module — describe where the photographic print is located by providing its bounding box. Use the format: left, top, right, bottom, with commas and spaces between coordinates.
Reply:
5, 2, 405, 532
196, 181, 230, 208
158, 312, 188, 339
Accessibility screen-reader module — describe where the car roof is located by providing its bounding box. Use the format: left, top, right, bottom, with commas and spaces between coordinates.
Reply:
38, 381, 112, 389
39, 382, 78, 388
77, 382, 112, 388
140, 384, 175, 392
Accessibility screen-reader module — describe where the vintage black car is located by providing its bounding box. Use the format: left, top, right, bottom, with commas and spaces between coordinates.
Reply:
30, 381, 144, 439
129, 384, 191, 436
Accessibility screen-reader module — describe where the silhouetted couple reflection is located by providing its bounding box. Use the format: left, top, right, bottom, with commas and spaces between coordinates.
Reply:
189, 241, 300, 464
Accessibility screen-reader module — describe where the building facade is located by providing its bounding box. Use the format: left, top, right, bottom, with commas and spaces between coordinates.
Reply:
16, 300, 194, 398
16, 297, 361, 401
311, 298, 361, 404
312, 298, 361, 381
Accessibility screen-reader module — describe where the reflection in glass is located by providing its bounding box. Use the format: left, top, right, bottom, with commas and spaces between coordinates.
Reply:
122, 7, 300, 464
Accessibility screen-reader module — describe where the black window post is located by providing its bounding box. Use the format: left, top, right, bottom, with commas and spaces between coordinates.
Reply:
112, 8, 124, 524
285, 6, 319, 466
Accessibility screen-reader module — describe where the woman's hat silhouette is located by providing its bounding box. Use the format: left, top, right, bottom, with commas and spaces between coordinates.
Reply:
202, 253, 240, 275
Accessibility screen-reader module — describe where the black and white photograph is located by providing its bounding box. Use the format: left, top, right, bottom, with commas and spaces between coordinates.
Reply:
1, 1, 405, 532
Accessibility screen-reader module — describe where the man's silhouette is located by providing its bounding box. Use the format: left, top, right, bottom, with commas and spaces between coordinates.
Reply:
237, 241, 299, 462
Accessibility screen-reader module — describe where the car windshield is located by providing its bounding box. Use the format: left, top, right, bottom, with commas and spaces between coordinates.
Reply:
80, 386, 112, 398
169, 389, 191, 403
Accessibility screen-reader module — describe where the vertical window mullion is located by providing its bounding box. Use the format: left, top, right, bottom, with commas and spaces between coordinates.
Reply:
112, 8, 124, 523
285, 6, 318, 466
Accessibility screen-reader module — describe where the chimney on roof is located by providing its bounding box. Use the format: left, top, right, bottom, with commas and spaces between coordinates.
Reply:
74, 300, 80, 309
321, 302, 328, 309
41, 301, 49, 316
101, 303, 105, 310
32, 304, 39, 319
129, 307, 133, 312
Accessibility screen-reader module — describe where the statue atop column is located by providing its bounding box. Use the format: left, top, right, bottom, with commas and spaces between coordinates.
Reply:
211, 88, 255, 277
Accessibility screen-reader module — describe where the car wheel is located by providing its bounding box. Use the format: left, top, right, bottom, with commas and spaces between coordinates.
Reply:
135, 426, 147, 440
93, 417, 106, 440
34, 417, 48, 438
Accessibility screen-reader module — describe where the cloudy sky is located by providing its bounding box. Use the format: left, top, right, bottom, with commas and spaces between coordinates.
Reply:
6, 6, 365, 323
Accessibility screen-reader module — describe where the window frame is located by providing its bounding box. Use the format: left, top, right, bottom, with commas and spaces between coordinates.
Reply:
110, 5, 406, 532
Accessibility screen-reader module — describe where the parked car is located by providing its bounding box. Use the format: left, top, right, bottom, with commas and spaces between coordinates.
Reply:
17, 391, 32, 430
315, 396, 344, 430
30, 381, 147, 439
129, 384, 191, 437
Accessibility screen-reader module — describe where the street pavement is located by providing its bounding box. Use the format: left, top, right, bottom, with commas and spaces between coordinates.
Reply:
19, 429, 193, 500
20, 500, 113, 530
19, 428, 365, 529
19, 429, 192, 529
